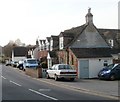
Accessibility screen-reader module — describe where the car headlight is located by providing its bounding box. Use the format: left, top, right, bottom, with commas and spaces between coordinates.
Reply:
103, 70, 111, 74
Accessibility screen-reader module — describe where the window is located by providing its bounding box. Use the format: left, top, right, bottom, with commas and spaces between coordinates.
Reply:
27, 59, 37, 64
58, 65, 73, 70
115, 64, 120, 70
108, 39, 114, 48
103, 60, 108, 67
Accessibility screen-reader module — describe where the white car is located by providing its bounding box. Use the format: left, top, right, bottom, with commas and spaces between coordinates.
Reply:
23, 58, 38, 70
46, 64, 77, 81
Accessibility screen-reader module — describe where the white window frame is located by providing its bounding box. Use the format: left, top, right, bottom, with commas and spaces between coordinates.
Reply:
59, 37, 64, 50
46, 39, 50, 51
50, 39, 53, 51
108, 39, 114, 48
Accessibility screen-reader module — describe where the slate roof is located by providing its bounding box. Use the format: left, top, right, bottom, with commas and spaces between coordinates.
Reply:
98, 29, 120, 48
70, 48, 112, 58
64, 24, 87, 37
59, 24, 120, 49
111, 48, 120, 54
13, 47, 28, 57
61, 24, 87, 48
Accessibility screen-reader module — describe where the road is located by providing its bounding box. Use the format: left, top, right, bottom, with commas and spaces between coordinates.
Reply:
1, 64, 118, 101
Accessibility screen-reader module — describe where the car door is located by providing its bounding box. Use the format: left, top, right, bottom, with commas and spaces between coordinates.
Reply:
48, 65, 56, 78
51, 65, 58, 78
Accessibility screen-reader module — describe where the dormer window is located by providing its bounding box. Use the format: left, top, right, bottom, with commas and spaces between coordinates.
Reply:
108, 39, 114, 48
59, 37, 64, 50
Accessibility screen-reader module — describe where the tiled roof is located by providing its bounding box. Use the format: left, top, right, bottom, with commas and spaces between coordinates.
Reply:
98, 29, 120, 39
111, 48, 120, 54
61, 24, 87, 48
59, 32, 74, 37
60, 24, 120, 49
64, 24, 87, 36
98, 29, 120, 48
70, 48, 112, 58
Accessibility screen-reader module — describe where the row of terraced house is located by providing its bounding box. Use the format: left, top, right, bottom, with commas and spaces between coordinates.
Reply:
13, 8, 120, 79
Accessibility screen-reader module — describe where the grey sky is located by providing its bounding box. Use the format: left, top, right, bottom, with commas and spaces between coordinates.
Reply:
0, 0, 119, 46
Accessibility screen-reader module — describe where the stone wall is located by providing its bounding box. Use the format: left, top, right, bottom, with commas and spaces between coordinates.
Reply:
25, 68, 42, 78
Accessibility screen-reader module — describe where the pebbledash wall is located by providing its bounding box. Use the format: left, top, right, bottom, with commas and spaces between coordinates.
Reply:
78, 58, 112, 78
68, 49, 112, 78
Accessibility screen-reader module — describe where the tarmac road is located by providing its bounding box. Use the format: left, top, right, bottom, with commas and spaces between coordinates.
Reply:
1, 64, 119, 101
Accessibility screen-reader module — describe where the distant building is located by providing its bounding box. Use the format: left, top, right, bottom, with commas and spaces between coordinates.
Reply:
12, 46, 28, 61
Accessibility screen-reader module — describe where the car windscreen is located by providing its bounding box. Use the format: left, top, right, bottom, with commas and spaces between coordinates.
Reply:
59, 65, 73, 70
105, 64, 115, 70
27, 60, 37, 64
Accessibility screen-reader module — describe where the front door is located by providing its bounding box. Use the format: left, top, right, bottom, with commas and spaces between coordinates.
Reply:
79, 60, 89, 78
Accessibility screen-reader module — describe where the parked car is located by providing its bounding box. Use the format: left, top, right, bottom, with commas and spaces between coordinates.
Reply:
23, 58, 39, 71
17, 60, 24, 70
46, 64, 77, 81
11, 61, 18, 67
98, 63, 120, 80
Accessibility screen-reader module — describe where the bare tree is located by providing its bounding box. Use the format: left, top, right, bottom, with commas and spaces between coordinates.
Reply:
3, 41, 17, 58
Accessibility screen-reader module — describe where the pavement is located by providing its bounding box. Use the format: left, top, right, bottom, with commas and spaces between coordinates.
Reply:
37, 78, 119, 100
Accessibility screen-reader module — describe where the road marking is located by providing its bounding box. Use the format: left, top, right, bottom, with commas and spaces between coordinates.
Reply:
1, 76, 6, 79
29, 88, 58, 100
36, 79, 118, 100
39, 89, 51, 92
10, 80, 22, 87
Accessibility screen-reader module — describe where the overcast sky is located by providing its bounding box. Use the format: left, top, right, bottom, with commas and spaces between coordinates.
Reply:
0, 0, 119, 46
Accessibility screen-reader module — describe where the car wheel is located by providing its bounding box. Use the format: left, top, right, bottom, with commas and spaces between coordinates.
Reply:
110, 74, 115, 81
23, 68, 25, 71
46, 73, 50, 79
54, 75, 58, 81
